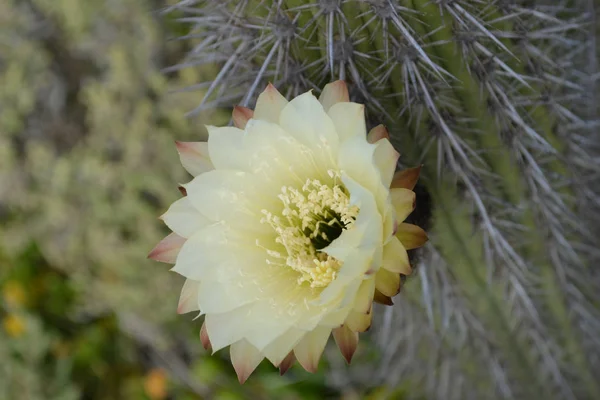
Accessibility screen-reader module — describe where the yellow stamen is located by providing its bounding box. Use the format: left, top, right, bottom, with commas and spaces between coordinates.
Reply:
259, 173, 359, 288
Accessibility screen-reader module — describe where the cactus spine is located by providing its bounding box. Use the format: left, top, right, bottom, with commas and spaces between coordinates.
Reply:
169, 1, 600, 398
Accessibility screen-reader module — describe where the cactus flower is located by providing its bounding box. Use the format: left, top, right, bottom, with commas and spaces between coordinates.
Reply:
149, 81, 427, 383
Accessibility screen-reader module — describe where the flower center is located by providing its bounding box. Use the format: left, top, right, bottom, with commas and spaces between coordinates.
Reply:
259, 172, 359, 288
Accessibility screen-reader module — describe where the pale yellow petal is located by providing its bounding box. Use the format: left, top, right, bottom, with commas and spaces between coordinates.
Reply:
293, 326, 331, 373
177, 279, 200, 314
396, 223, 428, 250
261, 328, 305, 367
345, 308, 372, 332
375, 267, 401, 297
184, 169, 276, 233
382, 236, 411, 275
206, 125, 246, 170
148, 233, 186, 264
352, 278, 375, 314
327, 102, 366, 143
175, 141, 213, 176
172, 223, 273, 282
254, 83, 289, 123
279, 91, 339, 164
197, 281, 256, 314
160, 197, 210, 238
332, 324, 359, 363
337, 136, 390, 215
390, 187, 416, 222
318, 80, 349, 111
230, 339, 264, 384
204, 304, 254, 352
373, 138, 399, 188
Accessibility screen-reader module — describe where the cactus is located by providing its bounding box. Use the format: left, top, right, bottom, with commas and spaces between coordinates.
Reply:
167, 1, 600, 398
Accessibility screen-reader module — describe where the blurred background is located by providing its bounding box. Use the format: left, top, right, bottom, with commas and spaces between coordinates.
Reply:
1, 0, 598, 399
0, 0, 332, 399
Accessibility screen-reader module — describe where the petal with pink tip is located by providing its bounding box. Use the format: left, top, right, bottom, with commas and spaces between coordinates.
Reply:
382, 236, 411, 275
327, 102, 367, 143
373, 138, 400, 188
366, 124, 389, 144
278, 352, 295, 375
177, 279, 200, 314
396, 223, 428, 250
200, 322, 211, 351
160, 197, 211, 238
232, 106, 254, 129
175, 141, 213, 177
345, 308, 373, 332
375, 268, 401, 297
230, 339, 264, 384
254, 83, 288, 123
333, 325, 359, 364
293, 326, 331, 373
148, 233, 186, 264
391, 166, 422, 190
390, 188, 416, 222
318, 80, 349, 111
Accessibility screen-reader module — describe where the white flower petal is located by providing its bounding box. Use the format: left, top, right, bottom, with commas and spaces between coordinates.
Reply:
161, 197, 211, 238
205, 304, 255, 352
172, 223, 272, 282
206, 125, 247, 170
279, 91, 339, 167
175, 141, 213, 176
338, 135, 390, 215
184, 169, 276, 233
242, 119, 320, 184
293, 325, 331, 373
261, 328, 305, 367
327, 102, 366, 143
318, 80, 349, 111
254, 83, 289, 123
230, 339, 264, 384
197, 280, 256, 314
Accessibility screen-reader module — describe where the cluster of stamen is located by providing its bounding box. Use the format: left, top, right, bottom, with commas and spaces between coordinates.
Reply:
259, 171, 359, 288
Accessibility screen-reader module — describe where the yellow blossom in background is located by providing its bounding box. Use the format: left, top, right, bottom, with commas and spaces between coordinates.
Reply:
2, 280, 27, 308
3, 313, 26, 338
143, 368, 168, 400
149, 81, 427, 383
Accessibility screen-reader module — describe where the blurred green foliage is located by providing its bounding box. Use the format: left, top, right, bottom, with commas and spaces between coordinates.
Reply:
0, 0, 374, 398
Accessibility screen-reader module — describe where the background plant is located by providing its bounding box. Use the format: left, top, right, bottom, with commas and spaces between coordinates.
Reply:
166, 0, 600, 399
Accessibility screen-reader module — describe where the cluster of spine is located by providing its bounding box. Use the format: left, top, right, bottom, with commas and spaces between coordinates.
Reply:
167, 1, 599, 399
